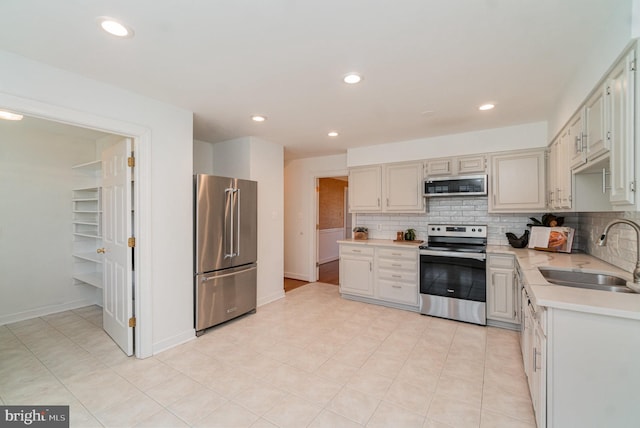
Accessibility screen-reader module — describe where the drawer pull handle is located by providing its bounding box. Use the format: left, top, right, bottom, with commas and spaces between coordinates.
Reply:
392, 285, 402, 289
392, 275, 402, 278
447, 289, 455, 293
391, 253, 401, 256
392, 264, 401, 267
352, 249, 361, 253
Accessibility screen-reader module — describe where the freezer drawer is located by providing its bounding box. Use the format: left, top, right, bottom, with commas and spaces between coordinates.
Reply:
195, 264, 257, 333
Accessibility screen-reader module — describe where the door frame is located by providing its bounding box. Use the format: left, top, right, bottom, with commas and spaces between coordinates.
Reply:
310, 172, 348, 282
0, 92, 151, 358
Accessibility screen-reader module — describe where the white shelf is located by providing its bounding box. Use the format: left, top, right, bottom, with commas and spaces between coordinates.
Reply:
73, 252, 102, 264
72, 221, 99, 226
72, 160, 102, 170
73, 232, 102, 239
73, 272, 103, 288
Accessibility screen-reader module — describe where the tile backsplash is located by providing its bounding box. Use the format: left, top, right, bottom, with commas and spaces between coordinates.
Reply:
578, 211, 640, 274
354, 197, 638, 274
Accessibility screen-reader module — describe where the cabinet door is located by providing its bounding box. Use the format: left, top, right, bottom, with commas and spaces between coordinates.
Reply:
458, 155, 486, 174
339, 255, 374, 297
532, 321, 547, 428
608, 50, 636, 206
490, 149, 546, 212
348, 166, 382, 212
547, 140, 558, 209
584, 85, 608, 160
558, 127, 573, 209
426, 158, 452, 176
568, 111, 586, 169
384, 162, 424, 212
487, 267, 516, 322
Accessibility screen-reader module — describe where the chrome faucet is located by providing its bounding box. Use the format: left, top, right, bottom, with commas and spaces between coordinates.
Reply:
598, 219, 640, 285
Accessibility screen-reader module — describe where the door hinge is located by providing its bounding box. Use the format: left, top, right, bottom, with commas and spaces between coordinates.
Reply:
128, 156, 135, 167
631, 59, 636, 72
631, 181, 636, 192
606, 85, 611, 96
128, 237, 136, 247
129, 317, 136, 327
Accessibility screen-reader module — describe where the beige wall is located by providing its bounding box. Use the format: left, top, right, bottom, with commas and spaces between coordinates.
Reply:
319, 178, 347, 229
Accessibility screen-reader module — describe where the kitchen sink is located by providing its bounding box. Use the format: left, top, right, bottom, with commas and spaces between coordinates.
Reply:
538, 268, 633, 293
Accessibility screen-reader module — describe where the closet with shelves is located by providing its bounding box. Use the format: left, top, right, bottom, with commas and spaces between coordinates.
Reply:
71, 159, 103, 289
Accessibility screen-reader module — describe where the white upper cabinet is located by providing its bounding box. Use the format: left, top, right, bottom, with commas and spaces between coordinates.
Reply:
349, 166, 382, 212
349, 161, 424, 213
384, 162, 424, 212
489, 149, 546, 212
608, 49, 636, 206
568, 110, 586, 170
584, 84, 608, 161
426, 154, 486, 176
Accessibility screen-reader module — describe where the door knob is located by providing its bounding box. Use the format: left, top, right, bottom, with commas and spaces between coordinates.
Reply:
97, 248, 106, 254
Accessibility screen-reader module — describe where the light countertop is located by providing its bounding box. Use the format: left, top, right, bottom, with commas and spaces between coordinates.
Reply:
337, 239, 640, 320
337, 238, 424, 247
488, 245, 640, 320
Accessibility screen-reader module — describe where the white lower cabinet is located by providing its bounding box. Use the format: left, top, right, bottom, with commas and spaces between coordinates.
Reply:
339, 245, 374, 297
486, 254, 520, 326
521, 285, 547, 428
339, 243, 419, 309
376, 247, 418, 306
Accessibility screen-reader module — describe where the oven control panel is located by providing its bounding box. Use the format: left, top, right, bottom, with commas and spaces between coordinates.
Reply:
427, 224, 487, 238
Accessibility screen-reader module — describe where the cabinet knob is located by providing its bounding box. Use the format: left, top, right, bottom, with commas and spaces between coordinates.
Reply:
97, 248, 106, 254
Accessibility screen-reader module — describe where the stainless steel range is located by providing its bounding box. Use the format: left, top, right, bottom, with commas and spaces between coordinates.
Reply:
419, 224, 487, 325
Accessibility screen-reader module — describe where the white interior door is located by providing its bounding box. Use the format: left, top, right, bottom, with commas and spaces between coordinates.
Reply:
101, 137, 134, 356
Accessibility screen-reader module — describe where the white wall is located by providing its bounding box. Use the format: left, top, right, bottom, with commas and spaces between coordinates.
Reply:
0, 122, 99, 323
212, 137, 285, 306
0, 50, 194, 357
212, 137, 251, 179
347, 122, 547, 167
284, 154, 348, 281
193, 139, 215, 174
548, 0, 634, 139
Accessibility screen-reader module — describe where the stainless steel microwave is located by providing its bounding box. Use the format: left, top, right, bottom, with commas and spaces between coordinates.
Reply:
423, 174, 488, 197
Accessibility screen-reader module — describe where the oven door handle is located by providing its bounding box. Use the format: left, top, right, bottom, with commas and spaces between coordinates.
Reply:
419, 250, 486, 261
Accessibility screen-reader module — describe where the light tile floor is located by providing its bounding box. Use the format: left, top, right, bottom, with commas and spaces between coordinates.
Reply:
0, 283, 536, 427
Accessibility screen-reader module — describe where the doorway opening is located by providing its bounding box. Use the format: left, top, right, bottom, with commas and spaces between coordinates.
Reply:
0, 114, 138, 356
316, 176, 348, 285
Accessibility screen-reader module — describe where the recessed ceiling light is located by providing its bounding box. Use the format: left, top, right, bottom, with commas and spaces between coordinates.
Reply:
343, 73, 362, 84
251, 115, 267, 122
328, 131, 339, 137
97, 17, 134, 38
0, 110, 23, 121
479, 103, 495, 111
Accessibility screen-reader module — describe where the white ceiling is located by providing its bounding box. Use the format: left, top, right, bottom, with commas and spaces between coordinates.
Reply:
0, 1, 630, 160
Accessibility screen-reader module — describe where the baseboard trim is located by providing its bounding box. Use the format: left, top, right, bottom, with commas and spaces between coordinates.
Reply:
152, 329, 196, 356
284, 272, 309, 281
0, 298, 100, 326
258, 290, 285, 307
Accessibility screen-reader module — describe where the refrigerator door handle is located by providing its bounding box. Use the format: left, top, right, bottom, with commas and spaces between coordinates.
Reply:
224, 187, 235, 259
201, 265, 257, 282
235, 188, 241, 257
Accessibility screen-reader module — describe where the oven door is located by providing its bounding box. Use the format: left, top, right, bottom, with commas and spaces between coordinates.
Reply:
419, 250, 487, 324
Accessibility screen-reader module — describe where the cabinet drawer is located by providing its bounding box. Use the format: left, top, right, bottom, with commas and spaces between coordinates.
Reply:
377, 259, 417, 272
377, 268, 417, 282
378, 279, 418, 305
377, 248, 417, 260
489, 254, 515, 269
340, 245, 374, 257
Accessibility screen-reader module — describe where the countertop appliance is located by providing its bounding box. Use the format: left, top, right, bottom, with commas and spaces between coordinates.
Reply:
194, 174, 257, 335
419, 224, 487, 325
423, 174, 487, 197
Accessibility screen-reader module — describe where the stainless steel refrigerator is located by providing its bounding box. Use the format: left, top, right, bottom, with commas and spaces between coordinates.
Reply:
194, 174, 257, 335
